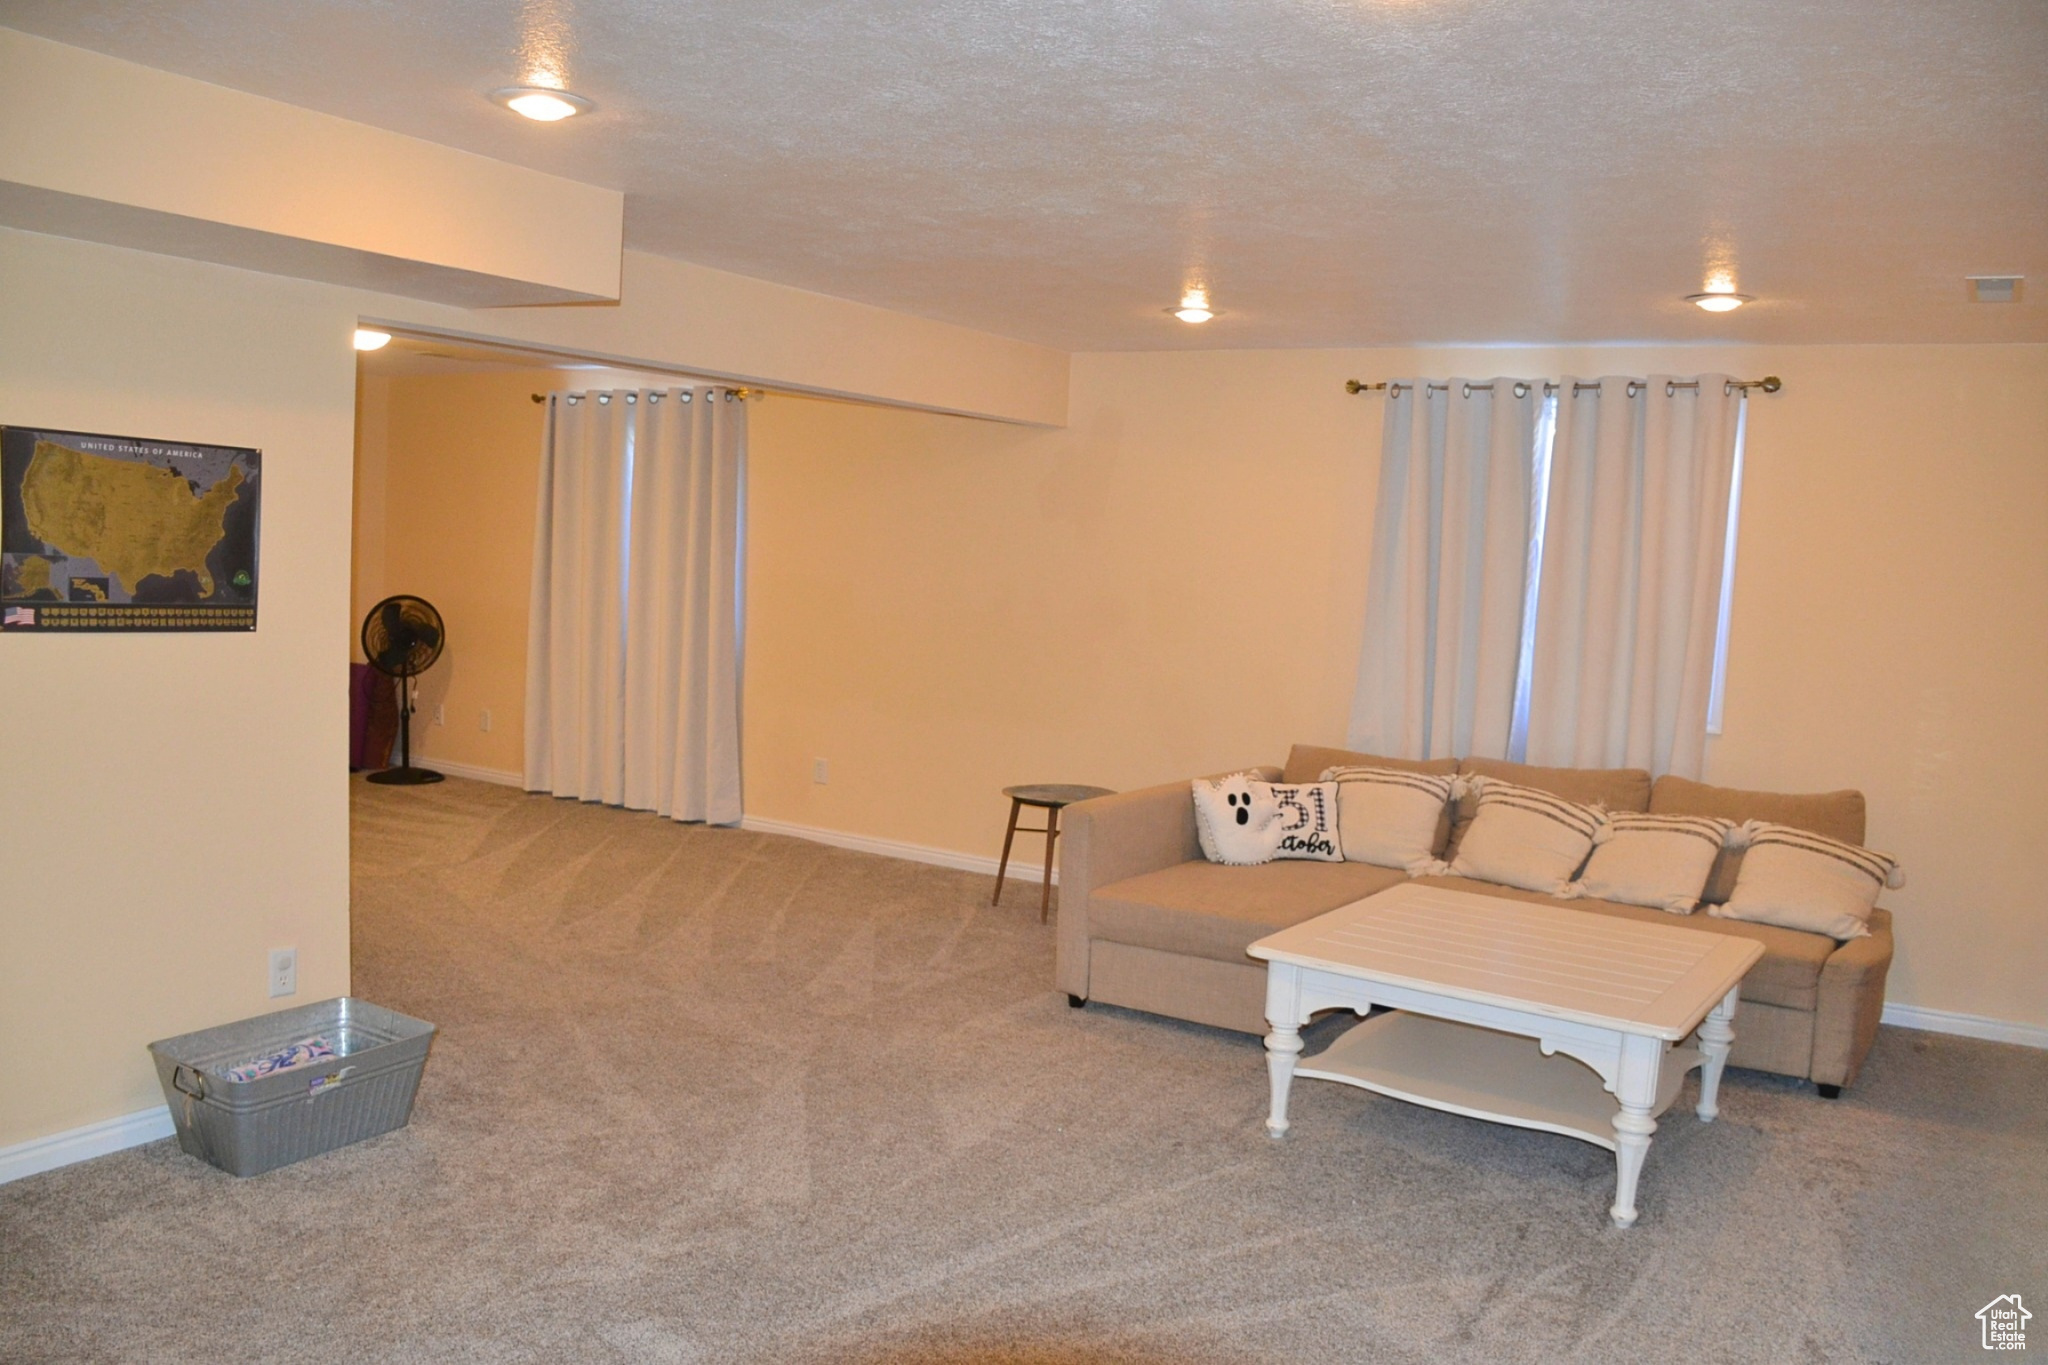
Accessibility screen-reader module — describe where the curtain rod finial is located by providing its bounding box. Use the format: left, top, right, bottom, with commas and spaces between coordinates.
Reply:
1759, 375, 1782, 393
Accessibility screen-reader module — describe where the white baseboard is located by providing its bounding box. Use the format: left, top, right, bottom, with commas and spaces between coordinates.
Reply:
1881, 1003, 2048, 1050
739, 814, 1053, 885
0, 1106, 176, 1186
413, 758, 525, 788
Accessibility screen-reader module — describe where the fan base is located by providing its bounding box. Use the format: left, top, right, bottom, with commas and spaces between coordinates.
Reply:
367, 766, 445, 786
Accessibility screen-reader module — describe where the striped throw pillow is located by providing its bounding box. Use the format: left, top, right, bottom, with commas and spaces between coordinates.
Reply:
1435, 777, 1605, 894
1321, 765, 1460, 872
1565, 813, 1734, 914
1710, 821, 1903, 940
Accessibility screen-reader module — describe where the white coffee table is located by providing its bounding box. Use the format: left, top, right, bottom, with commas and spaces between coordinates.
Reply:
1247, 883, 1763, 1227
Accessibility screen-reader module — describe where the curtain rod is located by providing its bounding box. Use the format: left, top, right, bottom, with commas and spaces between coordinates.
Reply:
529, 386, 763, 404
1345, 376, 1781, 397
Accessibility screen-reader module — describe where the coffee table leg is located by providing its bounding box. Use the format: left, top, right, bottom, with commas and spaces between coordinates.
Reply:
1609, 1035, 1663, 1228
1696, 986, 1739, 1122
1264, 1024, 1303, 1139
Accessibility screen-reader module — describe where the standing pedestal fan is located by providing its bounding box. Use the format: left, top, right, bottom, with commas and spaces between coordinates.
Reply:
362, 595, 446, 786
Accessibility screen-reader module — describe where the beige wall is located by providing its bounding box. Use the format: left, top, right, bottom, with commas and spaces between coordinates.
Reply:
0, 228, 358, 1147
739, 344, 2048, 1031
350, 368, 553, 775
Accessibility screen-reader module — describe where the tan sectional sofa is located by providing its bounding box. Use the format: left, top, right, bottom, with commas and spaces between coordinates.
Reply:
1055, 744, 1896, 1095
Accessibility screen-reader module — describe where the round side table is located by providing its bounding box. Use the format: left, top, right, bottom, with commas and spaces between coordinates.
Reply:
995, 784, 1115, 922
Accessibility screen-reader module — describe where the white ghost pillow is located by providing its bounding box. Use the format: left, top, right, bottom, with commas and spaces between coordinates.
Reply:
1192, 773, 1284, 865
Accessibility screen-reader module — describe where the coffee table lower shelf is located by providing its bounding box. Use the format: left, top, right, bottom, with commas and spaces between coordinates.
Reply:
1299, 1011, 1699, 1151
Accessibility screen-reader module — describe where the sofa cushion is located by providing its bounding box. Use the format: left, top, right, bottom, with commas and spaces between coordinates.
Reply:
1412, 874, 1835, 1013
1650, 776, 1867, 904
1283, 743, 1459, 785
1092, 859, 1408, 966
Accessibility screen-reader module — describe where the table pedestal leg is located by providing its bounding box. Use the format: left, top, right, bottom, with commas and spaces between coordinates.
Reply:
1610, 1035, 1663, 1228
1696, 986, 1739, 1122
1264, 1024, 1302, 1139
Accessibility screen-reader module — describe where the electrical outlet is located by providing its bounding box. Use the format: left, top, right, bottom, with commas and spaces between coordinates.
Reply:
268, 948, 297, 999
813, 758, 829, 784
479, 708, 492, 732
433, 703, 446, 727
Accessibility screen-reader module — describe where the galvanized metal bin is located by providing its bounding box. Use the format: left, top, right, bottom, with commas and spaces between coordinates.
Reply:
147, 997, 435, 1177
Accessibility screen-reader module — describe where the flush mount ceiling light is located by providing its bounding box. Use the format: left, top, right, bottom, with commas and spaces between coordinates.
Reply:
1687, 269, 1752, 313
352, 328, 392, 351
1169, 288, 1216, 324
490, 86, 594, 122
1967, 275, 2023, 303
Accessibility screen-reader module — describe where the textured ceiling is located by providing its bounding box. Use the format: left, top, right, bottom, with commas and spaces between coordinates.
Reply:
6, 0, 2044, 349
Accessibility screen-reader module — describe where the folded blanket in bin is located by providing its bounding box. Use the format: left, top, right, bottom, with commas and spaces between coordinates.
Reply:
224, 1036, 337, 1083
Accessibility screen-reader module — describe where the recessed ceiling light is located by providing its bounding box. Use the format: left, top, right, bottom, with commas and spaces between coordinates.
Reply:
353, 328, 392, 351
1686, 292, 1753, 313
1170, 288, 1216, 324
491, 86, 593, 122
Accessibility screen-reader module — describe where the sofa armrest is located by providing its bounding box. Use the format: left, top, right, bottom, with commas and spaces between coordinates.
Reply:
1810, 906, 1895, 1088
1054, 767, 1280, 1000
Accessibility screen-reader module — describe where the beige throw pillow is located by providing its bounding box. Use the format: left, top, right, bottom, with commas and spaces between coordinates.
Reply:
1709, 821, 1903, 940
1430, 777, 1605, 895
1565, 813, 1734, 914
1322, 765, 1460, 873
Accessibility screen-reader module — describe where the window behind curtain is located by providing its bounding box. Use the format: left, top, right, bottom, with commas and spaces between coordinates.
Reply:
1505, 388, 1747, 757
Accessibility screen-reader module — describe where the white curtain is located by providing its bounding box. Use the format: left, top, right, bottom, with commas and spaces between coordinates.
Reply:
1523, 375, 1741, 778
1348, 378, 1540, 761
525, 387, 746, 824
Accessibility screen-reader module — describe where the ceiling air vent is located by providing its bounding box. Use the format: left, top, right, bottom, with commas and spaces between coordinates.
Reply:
1966, 275, 2023, 303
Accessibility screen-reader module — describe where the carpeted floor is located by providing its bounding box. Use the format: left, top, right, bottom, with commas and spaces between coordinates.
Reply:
3, 777, 2043, 1363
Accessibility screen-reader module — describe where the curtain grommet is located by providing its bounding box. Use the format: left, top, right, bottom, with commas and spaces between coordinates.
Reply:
1513, 382, 1529, 399
1666, 381, 1677, 397
1626, 381, 1640, 398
